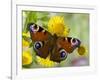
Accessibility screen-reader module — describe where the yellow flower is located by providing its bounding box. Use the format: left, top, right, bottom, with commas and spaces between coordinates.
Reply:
22, 32, 30, 47
22, 32, 30, 38
63, 27, 70, 37
48, 16, 70, 37
36, 55, 57, 67
22, 39, 30, 47
77, 45, 88, 56
22, 49, 33, 65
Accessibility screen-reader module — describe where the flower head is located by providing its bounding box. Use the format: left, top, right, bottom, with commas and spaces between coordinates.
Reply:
36, 55, 57, 67
22, 32, 30, 38
48, 16, 70, 37
77, 45, 88, 56
22, 39, 30, 47
22, 32, 31, 47
22, 49, 33, 66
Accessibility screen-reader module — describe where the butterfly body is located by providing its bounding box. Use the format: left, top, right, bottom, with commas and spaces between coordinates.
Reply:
28, 23, 81, 63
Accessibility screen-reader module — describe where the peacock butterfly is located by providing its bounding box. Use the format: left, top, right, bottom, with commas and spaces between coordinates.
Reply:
28, 23, 81, 63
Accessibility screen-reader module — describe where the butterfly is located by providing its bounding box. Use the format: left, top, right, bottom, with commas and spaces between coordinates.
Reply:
28, 23, 81, 63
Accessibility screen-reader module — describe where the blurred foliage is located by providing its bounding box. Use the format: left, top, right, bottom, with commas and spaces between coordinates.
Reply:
23, 11, 50, 33
22, 11, 89, 68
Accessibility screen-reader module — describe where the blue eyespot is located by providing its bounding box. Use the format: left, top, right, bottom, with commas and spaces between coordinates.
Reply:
59, 49, 68, 59
34, 41, 43, 50
61, 51, 66, 58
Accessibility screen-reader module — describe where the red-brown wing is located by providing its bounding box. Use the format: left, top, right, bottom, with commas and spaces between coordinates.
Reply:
50, 37, 81, 63
57, 37, 81, 53
28, 23, 53, 59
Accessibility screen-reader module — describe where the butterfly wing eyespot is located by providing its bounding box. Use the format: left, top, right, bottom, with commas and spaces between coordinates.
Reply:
34, 41, 43, 50
30, 24, 39, 32
71, 38, 80, 47
71, 38, 78, 45
59, 49, 68, 60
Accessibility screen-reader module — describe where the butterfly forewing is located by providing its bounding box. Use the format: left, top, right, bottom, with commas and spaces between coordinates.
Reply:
57, 37, 81, 53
